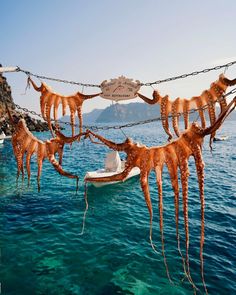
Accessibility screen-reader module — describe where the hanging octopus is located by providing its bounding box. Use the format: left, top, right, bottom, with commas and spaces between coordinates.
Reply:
84, 97, 236, 294
11, 116, 82, 191
138, 74, 236, 141
28, 77, 101, 137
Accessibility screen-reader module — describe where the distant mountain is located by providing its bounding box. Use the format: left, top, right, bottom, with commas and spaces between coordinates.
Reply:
60, 108, 103, 123
96, 102, 161, 123
84, 108, 103, 123
60, 102, 236, 124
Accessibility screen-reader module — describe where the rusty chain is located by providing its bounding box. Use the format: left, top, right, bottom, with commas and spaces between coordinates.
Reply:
1, 60, 236, 131
13, 60, 236, 88
15, 67, 101, 88
11, 88, 236, 132
140, 61, 236, 86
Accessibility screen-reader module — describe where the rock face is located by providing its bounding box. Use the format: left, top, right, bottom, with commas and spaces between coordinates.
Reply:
0, 67, 49, 135
0, 70, 14, 116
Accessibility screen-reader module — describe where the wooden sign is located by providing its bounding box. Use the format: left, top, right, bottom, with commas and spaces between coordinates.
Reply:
100, 76, 141, 101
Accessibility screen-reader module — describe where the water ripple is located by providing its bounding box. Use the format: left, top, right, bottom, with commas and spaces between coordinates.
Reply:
0, 122, 235, 294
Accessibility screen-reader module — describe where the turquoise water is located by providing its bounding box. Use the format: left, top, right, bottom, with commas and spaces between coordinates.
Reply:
0, 121, 235, 295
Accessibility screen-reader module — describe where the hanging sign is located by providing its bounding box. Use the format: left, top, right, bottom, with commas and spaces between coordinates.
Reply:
100, 76, 141, 101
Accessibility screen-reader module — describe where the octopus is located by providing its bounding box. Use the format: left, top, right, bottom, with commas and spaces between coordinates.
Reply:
84, 97, 236, 294
138, 74, 236, 141
10, 116, 82, 191
28, 77, 101, 136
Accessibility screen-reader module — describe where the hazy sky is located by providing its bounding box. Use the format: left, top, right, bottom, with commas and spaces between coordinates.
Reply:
1, 0, 236, 114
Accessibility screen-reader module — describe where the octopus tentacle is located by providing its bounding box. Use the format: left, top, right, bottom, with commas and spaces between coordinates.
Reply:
137, 90, 160, 104
155, 166, 173, 284
171, 98, 181, 137
84, 100, 236, 289
165, 148, 189, 280
211, 82, 228, 115
29, 78, 100, 135
18, 132, 32, 180
204, 91, 217, 141
192, 145, 208, 294
12, 126, 29, 180
204, 91, 216, 125
57, 143, 64, 165
161, 96, 173, 141
183, 100, 190, 129
54, 129, 84, 144
77, 107, 83, 134
46, 94, 57, 136
139, 171, 158, 253
195, 97, 206, 128
218, 96, 228, 114
37, 143, 45, 192
47, 152, 79, 191
68, 99, 77, 137
40, 92, 50, 120
203, 97, 236, 149
61, 97, 68, 117
137, 75, 235, 137
11, 117, 80, 190
174, 140, 197, 291
15, 146, 24, 181
28, 77, 42, 92
85, 165, 133, 183
80, 92, 102, 100
178, 157, 195, 287
26, 140, 37, 186
220, 75, 236, 86
53, 96, 61, 127
87, 130, 128, 151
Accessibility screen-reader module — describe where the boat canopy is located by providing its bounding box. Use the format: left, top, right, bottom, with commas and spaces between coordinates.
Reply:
104, 151, 122, 172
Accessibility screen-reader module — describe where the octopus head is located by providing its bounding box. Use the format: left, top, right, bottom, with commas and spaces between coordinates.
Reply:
184, 122, 205, 146
190, 122, 204, 135
124, 137, 134, 146
42, 82, 52, 93
153, 90, 161, 102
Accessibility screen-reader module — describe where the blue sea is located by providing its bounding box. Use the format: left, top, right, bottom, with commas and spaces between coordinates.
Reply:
0, 121, 235, 295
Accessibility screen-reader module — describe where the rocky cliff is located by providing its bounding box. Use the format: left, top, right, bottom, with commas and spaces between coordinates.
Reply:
0, 70, 14, 116
0, 67, 48, 135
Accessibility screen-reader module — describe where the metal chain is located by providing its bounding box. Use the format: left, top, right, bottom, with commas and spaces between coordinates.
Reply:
14, 60, 236, 88
16, 67, 101, 88
140, 61, 236, 86
12, 88, 236, 131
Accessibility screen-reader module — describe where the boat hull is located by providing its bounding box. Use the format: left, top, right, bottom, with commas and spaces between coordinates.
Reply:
85, 166, 140, 187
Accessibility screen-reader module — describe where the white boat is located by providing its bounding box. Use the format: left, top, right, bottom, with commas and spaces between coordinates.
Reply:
213, 135, 229, 142
85, 151, 140, 187
0, 131, 6, 144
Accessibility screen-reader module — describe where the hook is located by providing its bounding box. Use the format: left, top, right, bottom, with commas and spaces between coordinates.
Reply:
224, 65, 229, 74
119, 127, 127, 138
